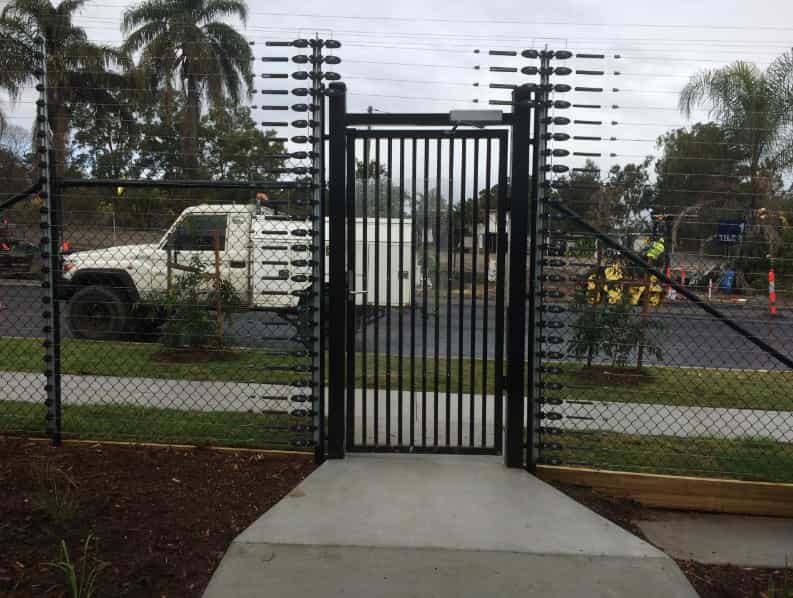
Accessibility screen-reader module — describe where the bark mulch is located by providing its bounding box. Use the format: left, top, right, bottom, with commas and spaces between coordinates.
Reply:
0, 436, 314, 597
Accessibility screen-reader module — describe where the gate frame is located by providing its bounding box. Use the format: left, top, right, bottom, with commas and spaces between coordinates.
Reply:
326, 83, 537, 466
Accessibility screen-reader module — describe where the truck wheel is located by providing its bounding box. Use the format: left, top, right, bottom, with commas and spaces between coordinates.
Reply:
67, 285, 130, 341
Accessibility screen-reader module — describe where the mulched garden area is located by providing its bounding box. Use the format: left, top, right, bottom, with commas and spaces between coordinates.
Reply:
551, 482, 791, 598
0, 436, 314, 597
2, 435, 789, 598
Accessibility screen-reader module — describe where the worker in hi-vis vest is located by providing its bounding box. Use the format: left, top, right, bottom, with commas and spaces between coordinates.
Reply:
644, 214, 667, 266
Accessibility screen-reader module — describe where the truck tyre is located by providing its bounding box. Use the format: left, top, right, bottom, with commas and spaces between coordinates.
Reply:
67, 285, 130, 341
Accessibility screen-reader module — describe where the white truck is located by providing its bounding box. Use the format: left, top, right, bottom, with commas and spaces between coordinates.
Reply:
61, 202, 416, 340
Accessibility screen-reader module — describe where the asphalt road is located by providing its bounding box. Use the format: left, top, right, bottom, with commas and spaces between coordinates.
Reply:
1, 281, 792, 371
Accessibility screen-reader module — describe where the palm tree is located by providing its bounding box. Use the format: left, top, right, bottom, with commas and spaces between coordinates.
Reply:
121, 0, 253, 175
680, 53, 793, 289
679, 53, 793, 210
0, 0, 130, 176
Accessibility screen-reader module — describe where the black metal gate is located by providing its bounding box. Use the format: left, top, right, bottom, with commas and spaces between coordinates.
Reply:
325, 82, 535, 464
342, 128, 509, 453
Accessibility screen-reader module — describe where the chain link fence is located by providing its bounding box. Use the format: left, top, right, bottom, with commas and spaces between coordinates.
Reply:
1, 30, 330, 454
527, 49, 793, 482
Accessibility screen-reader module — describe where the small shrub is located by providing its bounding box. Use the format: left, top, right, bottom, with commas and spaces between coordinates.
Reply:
45, 535, 107, 598
602, 297, 666, 369
145, 256, 240, 350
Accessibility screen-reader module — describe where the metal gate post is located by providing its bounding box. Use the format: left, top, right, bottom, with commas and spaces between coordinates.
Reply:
326, 82, 347, 458
504, 84, 533, 467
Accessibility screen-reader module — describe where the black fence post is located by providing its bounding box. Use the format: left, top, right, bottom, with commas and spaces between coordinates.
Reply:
35, 35, 62, 446
326, 82, 347, 458
526, 52, 552, 472
311, 38, 326, 464
505, 84, 533, 467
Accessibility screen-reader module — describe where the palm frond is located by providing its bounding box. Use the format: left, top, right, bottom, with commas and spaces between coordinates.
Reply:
122, 0, 173, 34
196, 0, 248, 25
122, 20, 169, 54
203, 21, 252, 96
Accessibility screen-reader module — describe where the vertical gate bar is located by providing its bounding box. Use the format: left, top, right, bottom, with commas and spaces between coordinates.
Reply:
494, 133, 509, 454
410, 138, 417, 449
458, 139, 466, 448
434, 140, 441, 447
527, 60, 551, 472
326, 82, 347, 458
374, 140, 381, 446
345, 132, 356, 450
422, 137, 430, 447
361, 135, 369, 447
470, 139, 479, 447
386, 137, 393, 446
445, 138, 454, 447
505, 84, 534, 468
482, 138, 492, 448
398, 138, 404, 446
311, 47, 325, 462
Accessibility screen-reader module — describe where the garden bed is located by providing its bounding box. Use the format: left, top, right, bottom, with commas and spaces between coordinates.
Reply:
0, 436, 314, 597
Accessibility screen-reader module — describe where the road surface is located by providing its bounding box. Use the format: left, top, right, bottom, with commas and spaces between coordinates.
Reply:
1, 281, 792, 371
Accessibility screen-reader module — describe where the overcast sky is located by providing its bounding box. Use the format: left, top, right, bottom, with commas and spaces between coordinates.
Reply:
2, 0, 793, 193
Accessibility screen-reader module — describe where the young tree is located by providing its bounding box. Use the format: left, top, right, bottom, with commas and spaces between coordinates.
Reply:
122, 0, 254, 176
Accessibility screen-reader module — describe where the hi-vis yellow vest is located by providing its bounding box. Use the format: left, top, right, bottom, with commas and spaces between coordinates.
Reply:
645, 238, 665, 259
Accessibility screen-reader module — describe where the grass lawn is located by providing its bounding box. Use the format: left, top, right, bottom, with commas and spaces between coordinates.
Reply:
3, 336, 793, 411
1, 399, 295, 449
3, 335, 792, 481
550, 430, 793, 484
3, 399, 791, 482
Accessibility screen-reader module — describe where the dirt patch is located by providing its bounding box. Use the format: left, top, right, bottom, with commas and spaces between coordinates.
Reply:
150, 349, 242, 363
0, 436, 314, 597
573, 365, 656, 387
551, 481, 791, 598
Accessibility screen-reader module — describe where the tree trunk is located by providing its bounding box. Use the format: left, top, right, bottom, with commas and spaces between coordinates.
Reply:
45, 87, 69, 179
182, 76, 201, 176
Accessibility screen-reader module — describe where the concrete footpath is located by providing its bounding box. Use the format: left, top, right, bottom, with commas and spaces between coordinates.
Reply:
5, 371, 793, 443
637, 512, 793, 567
202, 454, 696, 598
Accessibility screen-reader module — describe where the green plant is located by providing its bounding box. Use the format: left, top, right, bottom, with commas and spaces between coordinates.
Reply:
601, 298, 666, 369
567, 300, 609, 368
766, 560, 792, 598
35, 463, 77, 523
146, 256, 240, 350
46, 535, 108, 598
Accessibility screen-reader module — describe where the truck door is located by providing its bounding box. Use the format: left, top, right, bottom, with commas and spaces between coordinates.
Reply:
167, 211, 249, 301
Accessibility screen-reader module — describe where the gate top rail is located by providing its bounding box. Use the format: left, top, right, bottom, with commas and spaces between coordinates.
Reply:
346, 112, 514, 127
347, 129, 509, 139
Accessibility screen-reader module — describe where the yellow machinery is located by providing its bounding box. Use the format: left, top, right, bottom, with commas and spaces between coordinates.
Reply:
584, 263, 664, 306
